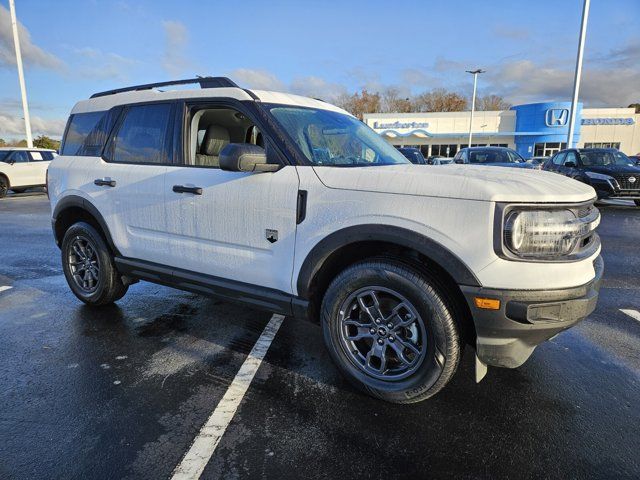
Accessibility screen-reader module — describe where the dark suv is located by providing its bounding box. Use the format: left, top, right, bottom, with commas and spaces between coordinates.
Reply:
396, 147, 426, 164
543, 148, 640, 206
453, 147, 537, 169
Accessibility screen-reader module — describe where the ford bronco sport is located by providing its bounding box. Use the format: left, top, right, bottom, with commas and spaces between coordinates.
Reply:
48, 77, 603, 403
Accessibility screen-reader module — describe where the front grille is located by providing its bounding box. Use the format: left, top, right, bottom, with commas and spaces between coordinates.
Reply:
614, 174, 640, 191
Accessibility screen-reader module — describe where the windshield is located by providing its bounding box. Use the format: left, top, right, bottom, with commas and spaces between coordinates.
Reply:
0, 151, 10, 162
580, 150, 635, 167
468, 149, 517, 164
269, 106, 409, 167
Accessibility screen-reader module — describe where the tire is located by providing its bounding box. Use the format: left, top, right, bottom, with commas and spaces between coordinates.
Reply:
0, 176, 8, 198
61, 222, 128, 306
635, 200, 640, 207
321, 259, 461, 404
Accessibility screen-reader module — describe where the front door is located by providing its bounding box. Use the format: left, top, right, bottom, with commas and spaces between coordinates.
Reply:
6, 151, 35, 187
162, 103, 299, 294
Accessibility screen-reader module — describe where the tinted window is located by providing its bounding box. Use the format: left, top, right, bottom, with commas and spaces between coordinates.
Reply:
468, 149, 513, 164
78, 107, 122, 156
507, 150, 524, 162
564, 151, 578, 166
0, 151, 11, 162
62, 112, 105, 155
10, 151, 29, 163
553, 152, 567, 165
108, 104, 173, 164
41, 151, 56, 161
580, 150, 635, 167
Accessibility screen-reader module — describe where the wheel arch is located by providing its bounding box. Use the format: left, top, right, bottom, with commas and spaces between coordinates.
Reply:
296, 225, 480, 342
52, 195, 120, 255
0, 172, 10, 187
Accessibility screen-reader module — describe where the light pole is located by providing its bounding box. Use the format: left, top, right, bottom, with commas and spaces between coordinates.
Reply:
9, 0, 33, 148
567, 0, 590, 148
466, 69, 485, 147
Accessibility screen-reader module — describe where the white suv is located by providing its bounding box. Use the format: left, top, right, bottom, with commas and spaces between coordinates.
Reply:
0, 147, 56, 197
48, 77, 603, 403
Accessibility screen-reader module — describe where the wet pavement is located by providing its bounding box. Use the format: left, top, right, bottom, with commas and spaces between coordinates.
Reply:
0, 191, 639, 479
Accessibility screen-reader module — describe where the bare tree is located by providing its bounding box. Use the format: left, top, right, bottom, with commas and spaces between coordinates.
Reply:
412, 88, 468, 112
477, 95, 511, 111
335, 89, 381, 120
380, 87, 413, 113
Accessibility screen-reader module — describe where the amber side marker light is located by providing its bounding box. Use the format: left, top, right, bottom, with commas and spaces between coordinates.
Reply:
474, 297, 501, 310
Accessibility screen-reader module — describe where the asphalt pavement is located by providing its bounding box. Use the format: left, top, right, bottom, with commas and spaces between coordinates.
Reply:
0, 191, 638, 479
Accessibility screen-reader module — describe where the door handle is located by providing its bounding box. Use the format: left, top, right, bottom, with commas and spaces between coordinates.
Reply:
173, 185, 203, 195
94, 178, 116, 187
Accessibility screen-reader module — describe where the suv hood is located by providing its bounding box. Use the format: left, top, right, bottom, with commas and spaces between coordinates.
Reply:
585, 165, 640, 175
312, 164, 595, 203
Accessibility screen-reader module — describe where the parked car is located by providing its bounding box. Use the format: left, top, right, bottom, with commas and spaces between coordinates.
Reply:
397, 147, 426, 164
453, 147, 537, 169
427, 156, 454, 165
542, 148, 640, 207
627, 153, 640, 164
0, 148, 56, 198
48, 77, 603, 403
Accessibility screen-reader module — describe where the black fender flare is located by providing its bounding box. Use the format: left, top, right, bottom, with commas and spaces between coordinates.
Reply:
296, 224, 481, 298
52, 195, 120, 254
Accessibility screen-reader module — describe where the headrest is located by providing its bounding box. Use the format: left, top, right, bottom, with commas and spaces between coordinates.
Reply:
201, 125, 230, 156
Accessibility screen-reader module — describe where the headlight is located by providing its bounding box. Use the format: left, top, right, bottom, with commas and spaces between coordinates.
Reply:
503, 207, 600, 258
584, 171, 614, 181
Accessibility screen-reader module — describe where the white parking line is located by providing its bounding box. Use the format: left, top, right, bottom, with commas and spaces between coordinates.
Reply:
171, 314, 284, 480
0, 286, 12, 293
620, 309, 640, 323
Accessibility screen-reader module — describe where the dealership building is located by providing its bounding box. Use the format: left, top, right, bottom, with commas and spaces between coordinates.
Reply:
363, 101, 640, 159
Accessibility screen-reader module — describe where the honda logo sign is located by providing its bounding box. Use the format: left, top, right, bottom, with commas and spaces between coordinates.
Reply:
545, 108, 569, 127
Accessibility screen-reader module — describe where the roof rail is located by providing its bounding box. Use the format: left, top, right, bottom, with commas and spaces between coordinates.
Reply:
90, 76, 240, 99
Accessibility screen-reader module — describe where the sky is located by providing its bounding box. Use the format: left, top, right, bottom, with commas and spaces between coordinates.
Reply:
0, 0, 638, 139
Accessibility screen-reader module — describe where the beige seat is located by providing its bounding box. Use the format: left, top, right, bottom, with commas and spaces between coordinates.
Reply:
195, 125, 230, 167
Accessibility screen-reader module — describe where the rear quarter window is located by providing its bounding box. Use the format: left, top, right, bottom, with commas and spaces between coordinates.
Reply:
61, 111, 105, 155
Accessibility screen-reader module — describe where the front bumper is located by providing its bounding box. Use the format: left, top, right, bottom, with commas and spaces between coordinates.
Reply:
460, 255, 604, 368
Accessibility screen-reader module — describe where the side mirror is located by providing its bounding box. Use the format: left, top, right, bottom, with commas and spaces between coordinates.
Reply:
565, 161, 576, 168
219, 143, 279, 173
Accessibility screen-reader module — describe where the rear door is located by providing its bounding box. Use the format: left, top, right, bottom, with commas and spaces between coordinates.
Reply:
99, 102, 175, 263
27, 151, 50, 185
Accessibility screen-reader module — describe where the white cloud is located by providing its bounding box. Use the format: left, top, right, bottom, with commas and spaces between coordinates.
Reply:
0, 4, 63, 70
162, 20, 190, 76
0, 112, 66, 139
230, 68, 285, 91
74, 48, 136, 81
290, 76, 347, 100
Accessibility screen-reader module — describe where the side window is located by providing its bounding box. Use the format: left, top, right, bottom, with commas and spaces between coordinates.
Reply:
29, 151, 44, 161
40, 152, 56, 161
507, 150, 523, 162
553, 152, 567, 165
9, 151, 29, 163
107, 103, 173, 164
61, 112, 105, 155
564, 151, 578, 166
77, 107, 122, 157
189, 106, 270, 168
